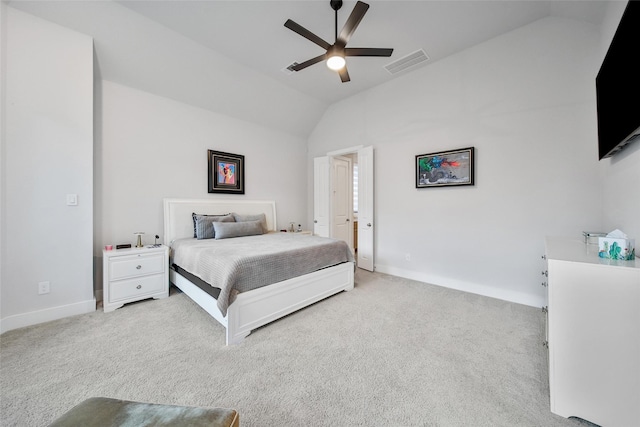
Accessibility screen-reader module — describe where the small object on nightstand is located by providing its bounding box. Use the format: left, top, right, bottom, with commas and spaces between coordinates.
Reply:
116, 244, 131, 250
134, 232, 144, 248
297, 224, 302, 232
289, 222, 295, 232
155, 234, 160, 245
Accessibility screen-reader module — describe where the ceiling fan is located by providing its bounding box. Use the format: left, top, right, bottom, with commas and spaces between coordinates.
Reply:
284, 0, 393, 83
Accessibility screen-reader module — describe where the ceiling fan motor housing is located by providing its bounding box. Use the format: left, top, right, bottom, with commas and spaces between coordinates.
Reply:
330, 1, 343, 12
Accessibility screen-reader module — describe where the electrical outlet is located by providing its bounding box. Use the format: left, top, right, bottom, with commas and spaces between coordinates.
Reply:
405, 253, 411, 262
38, 281, 50, 295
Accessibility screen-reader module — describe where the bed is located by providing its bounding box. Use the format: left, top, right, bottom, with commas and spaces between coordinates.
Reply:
163, 198, 355, 345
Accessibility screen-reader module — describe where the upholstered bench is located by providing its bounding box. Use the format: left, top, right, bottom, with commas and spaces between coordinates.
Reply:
48, 397, 239, 427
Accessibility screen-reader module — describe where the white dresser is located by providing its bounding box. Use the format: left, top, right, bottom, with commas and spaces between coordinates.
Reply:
102, 245, 169, 312
545, 237, 640, 427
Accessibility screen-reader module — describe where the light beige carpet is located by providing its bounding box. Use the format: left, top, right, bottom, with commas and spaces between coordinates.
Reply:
1, 270, 595, 426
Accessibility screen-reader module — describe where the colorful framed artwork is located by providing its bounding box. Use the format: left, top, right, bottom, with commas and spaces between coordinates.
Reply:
208, 150, 245, 194
416, 147, 474, 188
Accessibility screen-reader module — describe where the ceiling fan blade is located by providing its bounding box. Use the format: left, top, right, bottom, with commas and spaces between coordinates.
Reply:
345, 48, 393, 57
284, 19, 331, 51
338, 67, 351, 83
337, 1, 369, 46
291, 54, 327, 71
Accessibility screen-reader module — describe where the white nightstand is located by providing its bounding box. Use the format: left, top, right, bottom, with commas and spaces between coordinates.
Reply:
102, 245, 169, 312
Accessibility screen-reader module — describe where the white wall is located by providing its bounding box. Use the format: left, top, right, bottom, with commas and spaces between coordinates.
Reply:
95, 80, 309, 292
308, 16, 606, 307
7, 0, 328, 139
598, 1, 640, 241
1, 8, 95, 332
1, 1, 7, 320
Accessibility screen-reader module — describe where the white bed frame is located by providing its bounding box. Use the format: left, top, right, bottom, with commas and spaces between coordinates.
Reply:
163, 198, 354, 345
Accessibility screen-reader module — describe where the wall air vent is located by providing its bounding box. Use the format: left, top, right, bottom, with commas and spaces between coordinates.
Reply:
282, 62, 299, 75
384, 49, 429, 75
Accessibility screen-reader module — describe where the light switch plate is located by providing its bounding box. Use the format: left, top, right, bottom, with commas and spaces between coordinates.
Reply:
66, 194, 78, 206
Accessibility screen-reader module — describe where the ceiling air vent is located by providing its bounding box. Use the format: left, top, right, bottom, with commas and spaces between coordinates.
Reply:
384, 49, 429, 75
282, 62, 299, 76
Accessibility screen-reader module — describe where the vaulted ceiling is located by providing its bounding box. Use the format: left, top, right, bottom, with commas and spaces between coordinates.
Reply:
8, 1, 608, 137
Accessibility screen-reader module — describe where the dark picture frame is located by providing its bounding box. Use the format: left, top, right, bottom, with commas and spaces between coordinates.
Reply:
416, 147, 474, 188
208, 150, 245, 194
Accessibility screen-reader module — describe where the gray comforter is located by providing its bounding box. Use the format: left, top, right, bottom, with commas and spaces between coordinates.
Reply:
172, 233, 355, 316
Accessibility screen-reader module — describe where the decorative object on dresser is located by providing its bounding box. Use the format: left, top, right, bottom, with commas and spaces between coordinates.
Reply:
134, 231, 145, 248
207, 150, 245, 194
581, 230, 606, 245
416, 147, 474, 188
102, 245, 169, 312
597, 229, 635, 260
544, 236, 640, 427
164, 198, 355, 345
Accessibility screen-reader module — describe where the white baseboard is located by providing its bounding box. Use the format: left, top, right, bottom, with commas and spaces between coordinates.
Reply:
374, 264, 544, 308
0, 298, 96, 334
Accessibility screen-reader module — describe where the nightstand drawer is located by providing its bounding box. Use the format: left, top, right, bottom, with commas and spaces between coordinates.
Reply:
109, 274, 165, 302
109, 253, 164, 280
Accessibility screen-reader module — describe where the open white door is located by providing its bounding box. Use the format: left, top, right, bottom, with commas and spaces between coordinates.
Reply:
313, 157, 330, 237
357, 146, 374, 271
330, 156, 353, 251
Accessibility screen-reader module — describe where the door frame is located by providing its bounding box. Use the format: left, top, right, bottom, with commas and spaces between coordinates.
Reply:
324, 145, 374, 271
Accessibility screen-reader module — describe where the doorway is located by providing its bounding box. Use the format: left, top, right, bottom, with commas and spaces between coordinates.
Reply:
314, 146, 374, 271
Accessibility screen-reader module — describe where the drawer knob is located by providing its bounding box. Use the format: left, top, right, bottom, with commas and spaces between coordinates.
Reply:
541, 270, 548, 277
136, 285, 142, 289
136, 265, 142, 270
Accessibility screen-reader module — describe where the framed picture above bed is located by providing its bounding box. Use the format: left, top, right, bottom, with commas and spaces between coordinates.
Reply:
416, 147, 474, 188
208, 150, 245, 194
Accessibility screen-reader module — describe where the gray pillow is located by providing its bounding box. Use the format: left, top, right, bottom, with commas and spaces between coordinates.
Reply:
213, 220, 264, 240
194, 214, 234, 240
232, 212, 268, 233
192, 212, 232, 238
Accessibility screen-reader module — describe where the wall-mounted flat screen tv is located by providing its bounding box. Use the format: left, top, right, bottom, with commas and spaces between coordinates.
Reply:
596, 0, 640, 160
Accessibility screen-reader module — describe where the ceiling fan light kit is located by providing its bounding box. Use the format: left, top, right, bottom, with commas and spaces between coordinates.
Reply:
326, 46, 346, 71
284, 0, 393, 82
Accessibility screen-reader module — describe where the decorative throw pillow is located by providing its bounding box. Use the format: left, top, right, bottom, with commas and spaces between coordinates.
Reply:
231, 212, 268, 234
213, 220, 264, 240
193, 213, 234, 240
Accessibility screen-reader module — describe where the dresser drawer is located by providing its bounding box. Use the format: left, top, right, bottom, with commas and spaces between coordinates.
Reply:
109, 274, 165, 302
109, 253, 164, 280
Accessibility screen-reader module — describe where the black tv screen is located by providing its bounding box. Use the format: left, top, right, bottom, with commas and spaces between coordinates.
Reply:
596, 0, 640, 160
